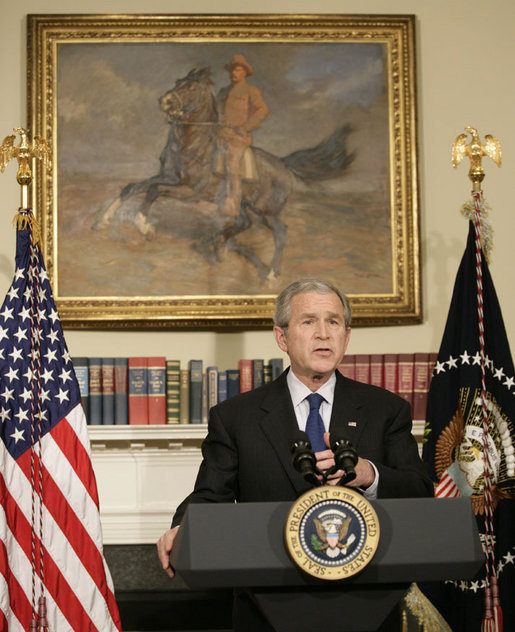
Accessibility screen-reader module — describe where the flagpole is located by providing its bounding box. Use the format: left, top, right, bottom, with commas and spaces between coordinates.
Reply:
1, 127, 51, 631
452, 126, 502, 632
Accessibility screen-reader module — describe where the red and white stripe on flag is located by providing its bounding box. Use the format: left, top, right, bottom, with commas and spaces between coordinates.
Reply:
1, 403, 122, 631
435, 470, 461, 498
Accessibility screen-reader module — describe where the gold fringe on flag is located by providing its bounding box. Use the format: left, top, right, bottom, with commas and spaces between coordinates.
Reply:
403, 583, 453, 632
13, 209, 41, 246
460, 198, 493, 263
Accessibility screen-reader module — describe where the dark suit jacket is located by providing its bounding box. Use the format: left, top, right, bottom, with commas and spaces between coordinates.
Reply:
172, 369, 433, 526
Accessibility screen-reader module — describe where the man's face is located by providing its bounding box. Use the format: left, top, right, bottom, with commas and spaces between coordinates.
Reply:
230, 65, 247, 83
273, 291, 351, 388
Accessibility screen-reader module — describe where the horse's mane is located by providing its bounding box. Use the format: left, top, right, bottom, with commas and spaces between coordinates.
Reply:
178, 66, 213, 86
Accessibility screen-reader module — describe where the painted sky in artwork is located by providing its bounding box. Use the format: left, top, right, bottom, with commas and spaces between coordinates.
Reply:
57, 41, 386, 177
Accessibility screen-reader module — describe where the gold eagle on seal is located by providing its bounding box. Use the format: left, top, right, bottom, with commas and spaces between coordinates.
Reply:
314, 516, 352, 551
435, 407, 510, 515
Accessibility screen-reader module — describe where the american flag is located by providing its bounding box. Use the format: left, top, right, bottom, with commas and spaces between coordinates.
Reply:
0, 213, 122, 631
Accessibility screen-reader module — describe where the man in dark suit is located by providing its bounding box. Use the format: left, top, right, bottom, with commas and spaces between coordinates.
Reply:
157, 279, 433, 629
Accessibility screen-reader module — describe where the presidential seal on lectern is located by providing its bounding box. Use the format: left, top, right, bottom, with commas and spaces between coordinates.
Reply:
284, 486, 380, 580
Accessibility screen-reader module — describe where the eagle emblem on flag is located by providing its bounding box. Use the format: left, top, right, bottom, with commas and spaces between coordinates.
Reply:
434, 386, 514, 515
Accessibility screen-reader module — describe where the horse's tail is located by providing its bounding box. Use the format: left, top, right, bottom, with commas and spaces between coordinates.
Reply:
281, 124, 356, 181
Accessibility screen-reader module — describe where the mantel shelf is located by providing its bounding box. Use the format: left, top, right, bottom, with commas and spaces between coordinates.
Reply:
87, 420, 425, 445
87, 424, 208, 449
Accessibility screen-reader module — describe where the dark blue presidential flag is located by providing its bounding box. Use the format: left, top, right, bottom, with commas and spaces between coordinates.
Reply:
422, 219, 515, 631
0, 212, 121, 630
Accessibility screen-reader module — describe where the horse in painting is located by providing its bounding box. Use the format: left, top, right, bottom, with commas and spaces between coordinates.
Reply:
94, 66, 355, 281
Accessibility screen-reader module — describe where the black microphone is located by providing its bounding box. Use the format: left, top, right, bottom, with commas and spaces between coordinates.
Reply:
290, 431, 322, 487
330, 436, 358, 485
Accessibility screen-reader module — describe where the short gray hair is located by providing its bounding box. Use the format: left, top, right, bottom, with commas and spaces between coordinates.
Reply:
273, 279, 352, 330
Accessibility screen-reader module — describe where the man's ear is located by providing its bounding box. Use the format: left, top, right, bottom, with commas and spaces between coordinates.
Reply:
273, 326, 288, 353
342, 327, 351, 355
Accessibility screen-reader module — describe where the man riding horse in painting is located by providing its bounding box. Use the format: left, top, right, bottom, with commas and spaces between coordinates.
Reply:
215, 54, 269, 218
93, 61, 355, 282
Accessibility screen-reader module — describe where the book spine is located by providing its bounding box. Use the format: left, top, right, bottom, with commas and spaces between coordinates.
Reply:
226, 369, 240, 399
239, 359, 253, 393
263, 364, 272, 384
202, 372, 208, 424
369, 354, 384, 388
413, 352, 429, 421
217, 371, 228, 403
166, 360, 181, 424
269, 358, 284, 380
383, 353, 398, 394
179, 369, 190, 424
101, 358, 115, 425
338, 354, 356, 380
113, 357, 128, 425
189, 360, 203, 424
397, 353, 415, 409
128, 357, 148, 425
72, 357, 89, 423
354, 354, 371, 385
88, 357, 103, 425
148, 357, 166, 425
207, 366, 218, 410
252, 359, 264, 390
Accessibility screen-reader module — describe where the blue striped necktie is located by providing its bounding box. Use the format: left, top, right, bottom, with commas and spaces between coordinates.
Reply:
306, 393, 326, 452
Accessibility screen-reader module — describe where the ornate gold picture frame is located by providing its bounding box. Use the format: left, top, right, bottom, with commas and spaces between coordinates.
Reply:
27, 14, 420, 329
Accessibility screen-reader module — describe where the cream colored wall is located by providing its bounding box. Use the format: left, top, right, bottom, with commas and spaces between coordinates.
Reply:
1, 0, 514, 368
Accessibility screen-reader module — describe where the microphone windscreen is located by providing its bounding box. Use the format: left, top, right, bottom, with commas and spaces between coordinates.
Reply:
290, 429, 322, 487
292, 429, 310, 444
330, 435, 350, 450
290, 430, 313, 453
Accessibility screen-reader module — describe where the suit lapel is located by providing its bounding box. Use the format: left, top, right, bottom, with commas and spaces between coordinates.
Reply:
329, 372, 369, 448
257, 371, 308, 495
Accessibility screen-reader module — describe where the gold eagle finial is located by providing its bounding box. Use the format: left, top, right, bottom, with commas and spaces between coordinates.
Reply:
0, 126, 51, 185
451, 126, 501, 189
1, 127, 51, 210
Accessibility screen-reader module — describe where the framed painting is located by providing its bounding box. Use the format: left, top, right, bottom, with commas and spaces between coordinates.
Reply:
27, 14, 421, 328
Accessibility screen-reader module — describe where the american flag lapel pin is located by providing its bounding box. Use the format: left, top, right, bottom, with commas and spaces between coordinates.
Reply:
348, 421, 357, 427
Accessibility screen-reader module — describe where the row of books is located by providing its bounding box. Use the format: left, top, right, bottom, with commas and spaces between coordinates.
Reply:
72, 357, 284, 426
73, 352, 437, 426
337, 352, 438, 421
